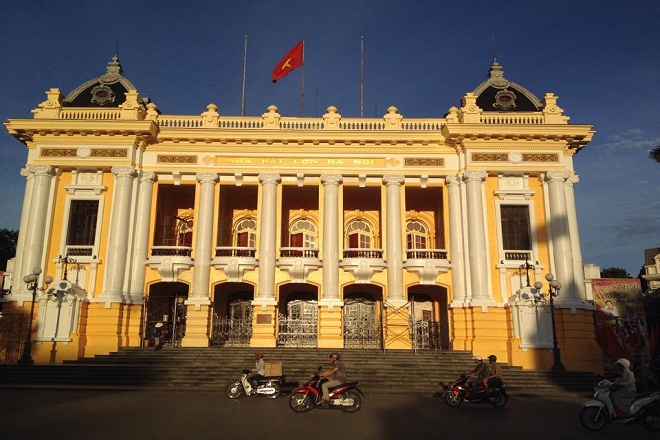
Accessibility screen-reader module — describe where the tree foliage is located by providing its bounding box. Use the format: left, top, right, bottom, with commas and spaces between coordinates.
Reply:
600, 266, 632, 278
0, 229, 18, 271
650, 145, 660, 163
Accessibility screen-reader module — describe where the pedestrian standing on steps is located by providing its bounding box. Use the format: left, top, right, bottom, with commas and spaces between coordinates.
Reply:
153, 322, 163, 351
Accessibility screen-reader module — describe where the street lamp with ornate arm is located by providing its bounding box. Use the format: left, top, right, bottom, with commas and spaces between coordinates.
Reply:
17, 267, 53, 365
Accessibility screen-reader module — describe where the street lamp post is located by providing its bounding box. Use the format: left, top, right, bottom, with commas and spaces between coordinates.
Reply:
534, 273, 566, 372
17, 267, 53, 365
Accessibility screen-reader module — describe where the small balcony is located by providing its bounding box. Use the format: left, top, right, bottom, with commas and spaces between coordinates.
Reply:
339, 248, 386, 283
277, 247, 322, 283
403, 248, 450, 285
211, 246, 258, 283
146, 246, 193, 282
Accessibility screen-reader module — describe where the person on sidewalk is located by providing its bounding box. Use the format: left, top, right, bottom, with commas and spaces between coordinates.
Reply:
320, 353, 346, 404
153, 322, 164, 351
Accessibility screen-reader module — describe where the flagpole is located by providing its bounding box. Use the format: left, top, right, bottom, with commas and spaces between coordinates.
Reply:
241, 35, 248, 116
360, 36, 364, 118
301, 39, 305, 117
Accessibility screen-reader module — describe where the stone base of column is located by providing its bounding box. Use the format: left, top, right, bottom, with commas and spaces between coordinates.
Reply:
317, 299, 343, 348
118, 303, 143, 347
449, 306, 509, 360
551, 308, 603, 373
181, 303, 211, 347
250, 303, 277, 347
383, 303, 412, 350
82, 302, 125, 358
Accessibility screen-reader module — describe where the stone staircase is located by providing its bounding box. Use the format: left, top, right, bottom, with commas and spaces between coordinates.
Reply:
0, 347, 600, 396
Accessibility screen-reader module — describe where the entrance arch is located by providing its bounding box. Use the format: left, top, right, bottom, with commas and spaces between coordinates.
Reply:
277, 284, 318, 347
145, 282, 189, 348
343, 284, 383, 349
408, 285, 450, 350
211, 282, 254, 346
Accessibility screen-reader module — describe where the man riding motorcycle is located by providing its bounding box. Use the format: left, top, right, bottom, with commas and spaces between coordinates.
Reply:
319, 353, 346, 405
466, 355, 489, 392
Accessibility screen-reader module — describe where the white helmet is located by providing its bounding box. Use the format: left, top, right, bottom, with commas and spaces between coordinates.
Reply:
615, 358, 631, 369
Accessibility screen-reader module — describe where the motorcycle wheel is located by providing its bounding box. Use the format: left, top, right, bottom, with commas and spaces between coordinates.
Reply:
289, 392, 314, 412
340, 390, 362, 413
444, 391, 462, 407
643, 403, 660, 431
489, 391, 508, 408
265, 383, 281, 399
579, 406, 607, 431
225, 382, 243, 399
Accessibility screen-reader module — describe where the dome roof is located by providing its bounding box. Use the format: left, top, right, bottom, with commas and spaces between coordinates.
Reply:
63, 54, 138, 107
472, 61, 542, 112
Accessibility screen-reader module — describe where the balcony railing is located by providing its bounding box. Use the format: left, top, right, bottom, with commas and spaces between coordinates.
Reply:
64, 245, 95, 257
150, 246, 192, 257
215, 247, 256, 258
406, 249, 448, 260
343, 249, 384, 259
280, 247, 319, 258
504, 251, 532, 261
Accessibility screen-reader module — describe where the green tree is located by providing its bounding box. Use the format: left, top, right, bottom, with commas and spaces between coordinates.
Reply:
600, 266, 632, 278
0, 229, 18, 271
650, 145, 660, 162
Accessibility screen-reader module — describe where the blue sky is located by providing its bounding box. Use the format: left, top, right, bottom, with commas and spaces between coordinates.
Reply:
1, 1, 658, 277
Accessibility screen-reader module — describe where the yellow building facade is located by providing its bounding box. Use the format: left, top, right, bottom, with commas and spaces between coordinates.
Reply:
2, 56, 603, 372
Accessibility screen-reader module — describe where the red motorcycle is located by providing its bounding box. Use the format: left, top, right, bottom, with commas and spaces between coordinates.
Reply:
443, 373, 508, 408
288, 367, 365, 413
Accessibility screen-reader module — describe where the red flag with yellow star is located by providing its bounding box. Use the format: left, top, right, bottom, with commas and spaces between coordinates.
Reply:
272, 40, 304, 83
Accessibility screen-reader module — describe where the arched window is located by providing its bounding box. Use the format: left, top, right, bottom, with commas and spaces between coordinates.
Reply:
234, 217, 257, 247
345, 219, 373, 249
406, 220, 428, 250
290, 219, 317, 248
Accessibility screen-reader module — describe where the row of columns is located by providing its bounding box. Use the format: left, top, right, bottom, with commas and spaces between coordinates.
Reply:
12, 166, 583, 307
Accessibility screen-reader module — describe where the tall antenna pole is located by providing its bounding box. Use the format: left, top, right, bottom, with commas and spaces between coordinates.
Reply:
301, 39, 305, 117
241, 35, 248, 116
360, 36, 364, 118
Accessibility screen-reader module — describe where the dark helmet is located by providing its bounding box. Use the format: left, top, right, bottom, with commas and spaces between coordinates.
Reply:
488, 355, 497, 362
256, 352, 264, 359
329, 353, 340, 360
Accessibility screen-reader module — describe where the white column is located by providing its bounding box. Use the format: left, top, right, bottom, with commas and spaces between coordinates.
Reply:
21, 165, 54, 286
127, 172, 156, 304
446, 175, 467, 305
463, 170, 492, 303
99, 166, 136, 303
320, 174, 342, 301
11, 168, 35, 295
256, 173, 280, 300
383, 175, 405, 303
190, 173, 218, 300
565, 175, 586, 301
545, 171, 579, 303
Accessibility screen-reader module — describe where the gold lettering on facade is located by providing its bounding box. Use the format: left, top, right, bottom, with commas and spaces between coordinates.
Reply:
215, 157, 388, 167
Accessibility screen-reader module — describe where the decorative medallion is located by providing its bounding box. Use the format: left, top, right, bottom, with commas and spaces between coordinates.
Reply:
158, 155, 198, 164
77, 147, 92, 158
493, 89, 517, 110
90, 85, 116, 106
405, 158, 444, 167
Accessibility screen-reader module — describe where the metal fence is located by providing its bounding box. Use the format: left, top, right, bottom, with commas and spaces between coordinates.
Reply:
0, 314, 27, 364
277, 314, 318, 347
212, 314, 253, 346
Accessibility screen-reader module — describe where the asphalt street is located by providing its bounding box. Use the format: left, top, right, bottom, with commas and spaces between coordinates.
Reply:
1, 388, 657, 440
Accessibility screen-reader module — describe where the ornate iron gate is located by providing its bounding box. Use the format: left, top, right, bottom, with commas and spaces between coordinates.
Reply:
277, 299, 318, 347
212, 300, 253, 346
412, 320, 442, 350
344, 298, 381, 348
0, 314, 26, 364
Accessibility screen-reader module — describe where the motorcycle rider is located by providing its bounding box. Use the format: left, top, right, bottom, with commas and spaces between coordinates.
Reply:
466, 355, 489, 393
485, 354, 503, 390
247, 352, 266, 392
611, 358, 636, 414
319, 352, 346, 405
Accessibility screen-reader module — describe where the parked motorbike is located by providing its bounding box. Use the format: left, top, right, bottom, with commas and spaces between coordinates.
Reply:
288, 367, 365, 413
443, 373, 508, 408
225, 369, 284, 399
579, 379, 660, 431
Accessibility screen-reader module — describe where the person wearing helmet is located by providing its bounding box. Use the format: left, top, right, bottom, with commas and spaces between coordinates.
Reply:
466, 355, 488, 392
247, 352, 266, 392
484, 354, 503, 392
611, 358, 636, 414
319, 353, 346, 404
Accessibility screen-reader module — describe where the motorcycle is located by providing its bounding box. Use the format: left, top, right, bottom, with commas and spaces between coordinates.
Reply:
288, 367, 365, 413
224, 369, 284, 399
579, 379, 660, 431
443, 373, 508, 408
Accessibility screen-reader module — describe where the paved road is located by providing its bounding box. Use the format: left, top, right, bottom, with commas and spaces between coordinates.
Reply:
1, 388, 657, 440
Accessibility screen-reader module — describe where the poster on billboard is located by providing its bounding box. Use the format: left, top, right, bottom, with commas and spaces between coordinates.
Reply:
592, 278, 650, 382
